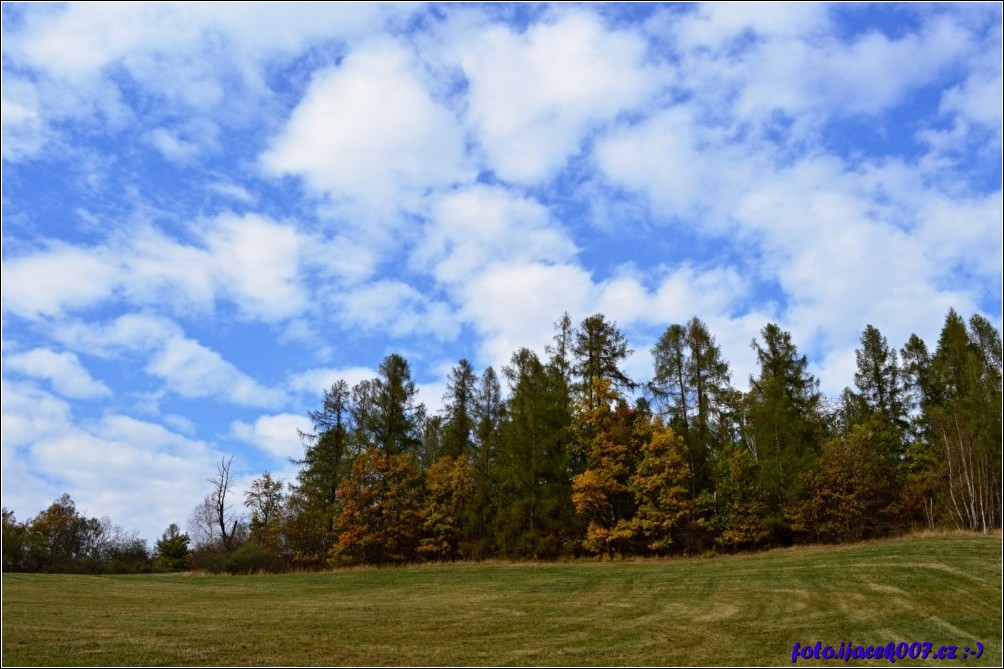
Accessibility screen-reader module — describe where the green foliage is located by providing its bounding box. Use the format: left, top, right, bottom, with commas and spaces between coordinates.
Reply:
2, 507, 28, 572
572, 313, 633, 406
244, 471, 286, 552
925, 310, 1002, 532
352, 354, 425, 456
744, 323, 826, 542
571, 378, 638, 557
6, 494, 150, 573
495, 348, 574, 558
788, 415, 903, 543
441, 359, 478, 459
651, 316, 732, 497
154, 523, 190, 571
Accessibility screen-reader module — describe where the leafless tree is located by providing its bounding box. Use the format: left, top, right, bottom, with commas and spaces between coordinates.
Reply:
210, 454, 240, 551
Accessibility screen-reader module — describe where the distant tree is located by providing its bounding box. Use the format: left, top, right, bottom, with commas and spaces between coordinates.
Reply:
744, 324, 825, 542
210, 455, 241, 552
464, 366, 505, 559
789, 415, 903, 543
244, 472, 286, 552
189, 456, 245, 553
2, 507, 28, 572
651, 317, 732, 497
288, 380, 354, 566
496, 348, 574, 557
927, 310, 1002, 532
571, 378, 638, 558
155, 523, 190, 571
24, 493, 95, 572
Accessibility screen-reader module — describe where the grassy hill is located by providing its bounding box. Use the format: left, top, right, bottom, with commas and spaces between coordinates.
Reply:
2, 532, 1000, 666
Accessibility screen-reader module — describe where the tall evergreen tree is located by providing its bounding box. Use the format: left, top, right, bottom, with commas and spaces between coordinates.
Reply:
926, 310, 1002, 532
572, 313, 633, 407
465, 366, 505, 558
295, 380, 354, 514
497, 348, 573, 557
352, 354, 425, 456
745, 323, 825, 540
853, 324, 908, 434
651, 317, 732, 497
441, 359, 479, 459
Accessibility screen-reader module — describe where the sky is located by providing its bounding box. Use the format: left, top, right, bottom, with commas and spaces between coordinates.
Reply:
1, 2, 1001, 543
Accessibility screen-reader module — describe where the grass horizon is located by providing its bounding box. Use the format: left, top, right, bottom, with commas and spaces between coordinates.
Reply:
3, 532, 1001, 666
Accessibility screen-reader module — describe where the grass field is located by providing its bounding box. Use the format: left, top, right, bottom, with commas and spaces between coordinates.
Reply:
2, 532, 1001, 666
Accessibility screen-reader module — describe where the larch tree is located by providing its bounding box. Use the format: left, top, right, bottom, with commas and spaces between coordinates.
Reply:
441, 359, 479, 459
572, 313, 634, 408
352, 354, 425, 456
745, 323, 825, 541
853, 324, 908, 436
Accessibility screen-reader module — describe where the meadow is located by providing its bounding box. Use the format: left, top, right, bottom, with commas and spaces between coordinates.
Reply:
2, 532, 1000, 666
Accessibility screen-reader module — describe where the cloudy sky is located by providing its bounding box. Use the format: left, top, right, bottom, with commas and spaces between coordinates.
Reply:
2, 2, 1001, 542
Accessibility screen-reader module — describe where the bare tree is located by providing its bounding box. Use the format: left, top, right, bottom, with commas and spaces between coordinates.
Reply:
211, 454, 240, 551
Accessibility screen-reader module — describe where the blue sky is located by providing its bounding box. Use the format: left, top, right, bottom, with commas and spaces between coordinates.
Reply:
2, 2, 1001, 542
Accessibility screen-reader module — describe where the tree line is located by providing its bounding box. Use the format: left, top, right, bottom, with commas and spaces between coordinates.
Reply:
3, 308, 1000, 573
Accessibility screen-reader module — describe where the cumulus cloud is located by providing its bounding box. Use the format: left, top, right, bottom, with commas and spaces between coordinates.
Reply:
413, 185, 578, 285
262, 39, 471, 213
457, 10, 659, 183
203, 213, 308, 321
1, 379, 223, 542
230, 413, 309, 460
0, 243, 121, 318
145, 336, 285, 409
3, 348, 111, 399
287, 365, 378, 398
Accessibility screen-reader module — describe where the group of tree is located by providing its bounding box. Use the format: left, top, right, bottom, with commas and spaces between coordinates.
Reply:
2, 494, 187, 573
4, 308, 999, 574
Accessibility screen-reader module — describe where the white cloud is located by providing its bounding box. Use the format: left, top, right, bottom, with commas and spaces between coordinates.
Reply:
1, 379, 223, 542
1, 213, 309, 324
459, 261, 595, 369
230, 413, 309, 460
337, 280, 460, 342
0, 243, 120, 318
121, 227, 218, 315
262, 40, 471, 213
457, 11, 658, 183
4, 348, 111, 399
670, 2, 830, 50
51, 313, 182, 358
203, 213, 308, 321
414, 185, 578, 285
287, 365, 377, 397
146, 127, 200, 163
146, 336, 285, 408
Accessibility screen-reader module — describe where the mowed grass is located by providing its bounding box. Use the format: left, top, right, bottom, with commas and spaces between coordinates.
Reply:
2, 533, 1000, 667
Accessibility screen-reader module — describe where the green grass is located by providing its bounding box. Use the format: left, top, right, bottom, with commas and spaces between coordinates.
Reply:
2, 532, 1001, 666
